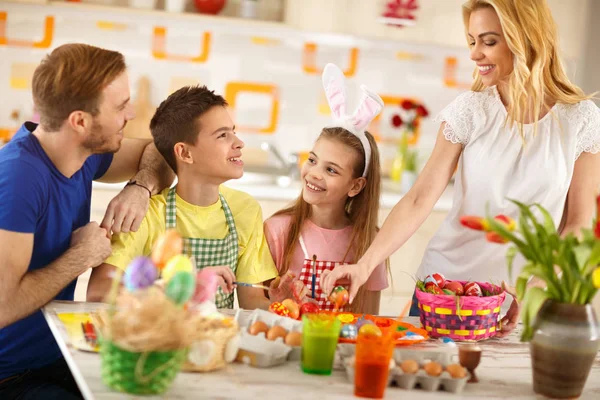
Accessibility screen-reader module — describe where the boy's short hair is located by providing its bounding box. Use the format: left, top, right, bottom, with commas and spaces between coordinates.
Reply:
150, 85, 228, 173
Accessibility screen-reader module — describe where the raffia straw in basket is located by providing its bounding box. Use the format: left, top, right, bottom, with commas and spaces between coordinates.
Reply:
180, 314, 240, 372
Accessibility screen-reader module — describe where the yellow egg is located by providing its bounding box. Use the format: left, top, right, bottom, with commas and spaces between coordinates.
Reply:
446, 363, 467, 379
162, 255, 194, 282
400, 359, 419, 374
358, 324, 382, 337
424, 361, 443, 377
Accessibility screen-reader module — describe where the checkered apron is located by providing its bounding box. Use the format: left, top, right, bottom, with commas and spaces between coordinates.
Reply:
166, 188, 238, 308
298, 235, 349, 311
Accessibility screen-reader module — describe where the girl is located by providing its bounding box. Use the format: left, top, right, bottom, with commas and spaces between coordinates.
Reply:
322, 0, 600, 336
264, 64, 389, 314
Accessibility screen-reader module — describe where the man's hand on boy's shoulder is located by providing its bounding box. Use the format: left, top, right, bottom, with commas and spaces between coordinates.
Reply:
101, 184, 150, 235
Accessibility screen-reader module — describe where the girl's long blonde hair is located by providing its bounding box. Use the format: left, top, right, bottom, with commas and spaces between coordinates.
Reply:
274, 127, 387, 312
463, 0, 593, 137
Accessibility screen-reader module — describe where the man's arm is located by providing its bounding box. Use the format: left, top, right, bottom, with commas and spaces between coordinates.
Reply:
0, 224, 111, 329
98, 139, 175, 234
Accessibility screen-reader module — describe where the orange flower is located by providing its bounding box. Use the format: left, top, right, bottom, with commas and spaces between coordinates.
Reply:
486, 231, 508, 244
460, 216, 489, 231
494, 214, 516, 231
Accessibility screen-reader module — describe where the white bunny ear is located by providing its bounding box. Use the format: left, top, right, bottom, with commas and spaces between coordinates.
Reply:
349, 84, 384, 133
322, 63, 347, 120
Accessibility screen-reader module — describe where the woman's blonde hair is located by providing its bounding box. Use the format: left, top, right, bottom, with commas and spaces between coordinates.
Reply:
462, 0, 593, 137
273, 127, 388, 312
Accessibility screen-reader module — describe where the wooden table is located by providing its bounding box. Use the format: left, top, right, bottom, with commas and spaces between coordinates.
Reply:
42, 301, 600, 400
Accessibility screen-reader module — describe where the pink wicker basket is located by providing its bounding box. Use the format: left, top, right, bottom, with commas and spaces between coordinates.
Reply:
415, 281, 506, 341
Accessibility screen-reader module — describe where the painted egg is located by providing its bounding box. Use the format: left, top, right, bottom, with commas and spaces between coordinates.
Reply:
337, 313, 355, 324
340, 324, 358, 339
165, 271, 196, 305
124, 257, 157, 291
281, 299, 300, 319
431, 272, 446, 288
423, 275, 437, 286
464, 282, 483, 297
328, 286, 349, 308
151, 229, 183, 269
355, 317, 374, 331
192, 268, 219, 304
162, 254, 194, 282
358, 324, 382, 337
269, 302, 290, 317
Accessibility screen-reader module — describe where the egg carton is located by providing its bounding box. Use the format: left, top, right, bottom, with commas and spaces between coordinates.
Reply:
236, 309, 302, 367
341, 348, 470, 394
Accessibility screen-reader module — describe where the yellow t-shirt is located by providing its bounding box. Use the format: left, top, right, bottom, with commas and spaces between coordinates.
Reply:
105, 186, 278, 284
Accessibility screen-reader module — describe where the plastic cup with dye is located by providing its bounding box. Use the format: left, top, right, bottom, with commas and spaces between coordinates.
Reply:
354, 331, 395, 399
301, 314, 341, 375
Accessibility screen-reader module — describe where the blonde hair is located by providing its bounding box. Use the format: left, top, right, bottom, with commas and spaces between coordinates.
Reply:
32, 44, 126, 132
462, 0, 593, 137
274, 127, 388, 312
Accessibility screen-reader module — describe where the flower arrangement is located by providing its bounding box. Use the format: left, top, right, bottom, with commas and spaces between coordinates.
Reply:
390, 99, 429, 182
460, 199, 600, 341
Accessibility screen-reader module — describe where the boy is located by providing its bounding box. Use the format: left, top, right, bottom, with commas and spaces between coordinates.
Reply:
90, 86, 284, 309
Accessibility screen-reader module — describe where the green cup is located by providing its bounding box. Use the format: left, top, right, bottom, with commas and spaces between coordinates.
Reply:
301, 313, 341, 375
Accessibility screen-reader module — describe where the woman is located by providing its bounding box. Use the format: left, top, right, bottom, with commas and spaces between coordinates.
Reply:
322, 0, 600, 336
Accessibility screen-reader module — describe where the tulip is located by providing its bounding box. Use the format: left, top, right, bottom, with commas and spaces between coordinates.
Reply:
486, 231, 508, 244
460, 215, 489, 231
593, 267, 600, 289
494, 214, 516, 231
401, 99, 415, 110
415, 104, 429, 117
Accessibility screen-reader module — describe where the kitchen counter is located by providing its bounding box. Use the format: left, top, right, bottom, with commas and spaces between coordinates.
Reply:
43, 300, 600, 400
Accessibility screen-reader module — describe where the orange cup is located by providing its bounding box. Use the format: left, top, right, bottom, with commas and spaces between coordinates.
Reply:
354, 333, 395, 399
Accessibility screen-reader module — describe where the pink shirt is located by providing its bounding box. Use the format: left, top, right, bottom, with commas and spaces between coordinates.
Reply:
264, 214, 389, 291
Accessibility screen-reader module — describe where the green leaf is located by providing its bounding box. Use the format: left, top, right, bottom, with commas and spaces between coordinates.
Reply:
507, 246, 518, 282
532, 203, 557, 234
516, 276, 529, 300
520, 287, 550, 342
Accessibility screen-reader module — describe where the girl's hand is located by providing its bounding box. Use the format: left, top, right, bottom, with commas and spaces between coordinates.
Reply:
268, 272, 295, 303
321, 263, 370, 304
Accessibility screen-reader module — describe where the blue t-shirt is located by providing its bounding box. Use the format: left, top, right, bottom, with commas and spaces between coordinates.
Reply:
0, 122, 113, 379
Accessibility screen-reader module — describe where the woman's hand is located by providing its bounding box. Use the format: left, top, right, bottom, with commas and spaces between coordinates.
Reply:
321, 263, 370, 304
497, 281, 519, 337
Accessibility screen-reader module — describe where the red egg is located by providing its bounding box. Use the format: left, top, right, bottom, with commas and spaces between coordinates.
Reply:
443, 280, 464, 296
299, 302, 319, 317
431, 273, 446, 288
425, 282, 444, 295
194, 0, 226, 14
464, 282, 482, 296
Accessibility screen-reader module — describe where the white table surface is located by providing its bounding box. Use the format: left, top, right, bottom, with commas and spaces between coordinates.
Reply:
42, 300, 600, 400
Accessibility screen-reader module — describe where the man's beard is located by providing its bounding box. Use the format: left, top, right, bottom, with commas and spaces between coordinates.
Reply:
83, 119, 124, 154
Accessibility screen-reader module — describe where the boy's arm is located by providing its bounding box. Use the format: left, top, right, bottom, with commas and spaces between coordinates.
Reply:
87, 263, 118, 302
237, 286, 272, 310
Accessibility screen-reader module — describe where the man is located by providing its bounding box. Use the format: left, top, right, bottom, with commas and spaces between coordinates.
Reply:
0, 43, 173, 399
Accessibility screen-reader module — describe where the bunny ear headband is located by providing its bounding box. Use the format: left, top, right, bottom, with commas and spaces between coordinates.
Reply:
321, 63, 384, 177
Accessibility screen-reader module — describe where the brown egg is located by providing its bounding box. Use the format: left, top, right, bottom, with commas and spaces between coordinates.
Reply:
266, 325, 288, 341
446, 363, 467, 379
400, 359, 419, 374
284, 331, 303, 346
248, 321, 269, 336
423, 361, 443, 377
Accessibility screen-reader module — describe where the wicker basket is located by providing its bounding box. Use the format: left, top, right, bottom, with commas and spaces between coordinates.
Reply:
100, 340, 187, 395
415, 281, 506, 341
181, 316, 240, 372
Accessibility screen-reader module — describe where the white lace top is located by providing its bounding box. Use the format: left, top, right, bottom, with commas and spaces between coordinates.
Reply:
418, 86, 600, 288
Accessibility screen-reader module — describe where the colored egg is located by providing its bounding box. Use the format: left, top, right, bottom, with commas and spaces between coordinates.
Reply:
192, 268, 219, 304
328, 286, 349, 308
162, 254, 194, 282
151, 229, 183, 269
355, 317, 374, 331
124, 257, 157, 291
281, 299, 300, 319
165, 271, 196, 305
340, 324, 358, 339
358, 324, 382, 337
423, 275, 437, 286
269, 302, 290, 317
464, 282, 483, 297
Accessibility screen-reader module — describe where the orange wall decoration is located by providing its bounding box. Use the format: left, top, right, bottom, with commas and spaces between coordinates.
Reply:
152, 27, 212, 63
444, 56, 472, 89
224, 82, 280, 135
0, 12, 54, 48
96, 21, 128, 31
302, 43, 359, 77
